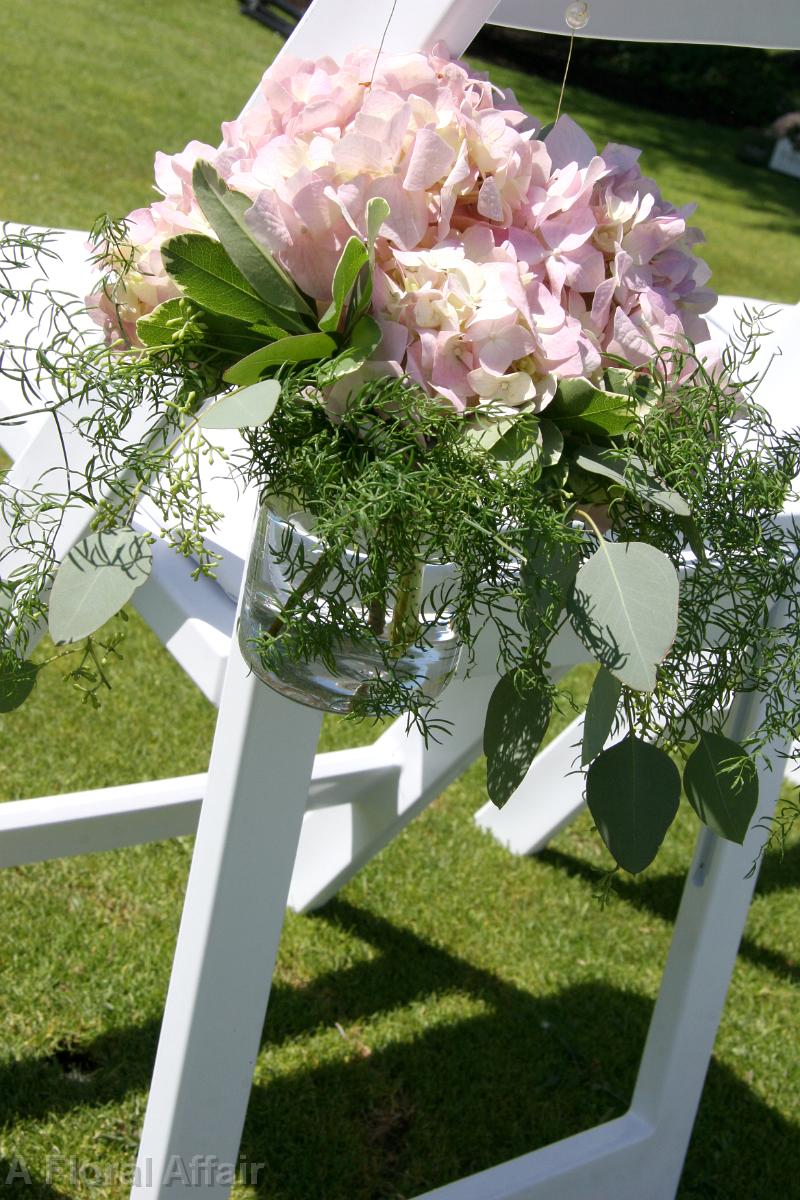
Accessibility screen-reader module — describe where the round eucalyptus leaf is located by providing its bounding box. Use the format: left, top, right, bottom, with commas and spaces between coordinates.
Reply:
581, 667, 622, 765
0, 657, 37, 712
199, 379, 281, 430
684, 731, 758, 844
574, 448, 690, 516
568, 539, 679, 692
586, 736, 681, 873
48, 529, 153, 644
483, 670, 552, 808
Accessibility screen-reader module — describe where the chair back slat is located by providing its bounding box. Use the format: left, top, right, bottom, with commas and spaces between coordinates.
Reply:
271, 0, 800, 70
494, 0, 800, 51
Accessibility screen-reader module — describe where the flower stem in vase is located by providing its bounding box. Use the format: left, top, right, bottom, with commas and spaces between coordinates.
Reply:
388, 560, 424, 656
265, 550, 334, 641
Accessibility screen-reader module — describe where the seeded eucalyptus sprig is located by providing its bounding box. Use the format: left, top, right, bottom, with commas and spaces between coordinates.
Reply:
1, 220, 799, 876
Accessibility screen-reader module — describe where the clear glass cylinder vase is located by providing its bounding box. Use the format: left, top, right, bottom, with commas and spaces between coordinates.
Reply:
238, 502, 463, 714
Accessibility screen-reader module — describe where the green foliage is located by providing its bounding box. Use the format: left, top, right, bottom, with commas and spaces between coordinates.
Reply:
573, 447, 691, 516
224, 332, 339, 385
319, 237, 369, 333
684, 731, 759, 844
198, 379, 281, 430
191, 160, 315, 332
0, 652, 37, 711
161, 233, 277, 325
137, 296, 279, 361
586, 735, 681, 873
547, 378, 637, 436
483, 671, 553, 808
567, 537, 680, 692
581, 667, 622, 766
48, 530, 152, 644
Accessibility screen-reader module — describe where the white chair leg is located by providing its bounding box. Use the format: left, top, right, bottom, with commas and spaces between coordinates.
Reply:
130, 643, 323, 1199
417, 692, 788, 1200
289, 669, 501, 912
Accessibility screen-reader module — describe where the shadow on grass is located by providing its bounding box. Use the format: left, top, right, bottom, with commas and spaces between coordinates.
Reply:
0, 1161, 72, 1198
537, 841, 800, 987
0, 897, 797, 1198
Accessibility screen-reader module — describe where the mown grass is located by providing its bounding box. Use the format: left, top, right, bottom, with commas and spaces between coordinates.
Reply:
0, 3, 798, 1197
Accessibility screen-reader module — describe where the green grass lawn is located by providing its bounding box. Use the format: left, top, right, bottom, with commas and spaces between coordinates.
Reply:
1, 3, 798, 1197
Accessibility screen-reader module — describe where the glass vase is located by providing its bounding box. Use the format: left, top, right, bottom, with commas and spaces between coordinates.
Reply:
238, 501, 463, 714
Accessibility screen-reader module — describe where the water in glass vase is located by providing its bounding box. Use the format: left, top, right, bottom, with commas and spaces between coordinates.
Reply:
238, 503, 463, 714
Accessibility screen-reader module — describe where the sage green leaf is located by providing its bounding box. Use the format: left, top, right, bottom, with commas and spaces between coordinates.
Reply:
581, 667, 622, 765
521, 535, 581, 633
199, 379, 281, 430
366, 196, 390, 258
575, 447, 691, 517
567, 539, 679, 692
161, 235, 273, 325
192, 161, 315, 330
491, 416, 544, 470
0, 656, 37, 712
684, 731, 758, 844
586, 736, 680, 872
538, 419, 564, 467
321, 315, 383, 381
677, 514, 708, 565
319, 237, 369, 333
548, 378, 637, 436
137, 298, 282, 362
483, 670, 552, 808
136, 298, 190, 348
223, 332, 338, 386
466, 418, 515, 452
49, 529, 153, 644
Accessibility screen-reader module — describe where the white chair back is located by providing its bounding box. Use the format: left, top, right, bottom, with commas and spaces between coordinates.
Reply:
266, 0, 799, 76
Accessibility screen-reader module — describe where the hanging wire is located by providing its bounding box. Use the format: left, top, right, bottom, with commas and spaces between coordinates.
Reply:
556, 2, 590, 121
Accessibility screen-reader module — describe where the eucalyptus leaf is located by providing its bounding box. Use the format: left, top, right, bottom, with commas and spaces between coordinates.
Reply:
466, 418, 515, 452
491, 416, 544, 470
521, 535, 581, 633
483, 670, 552, 808
684, 731, 758, 844
567, 538, 679, 692
49, 529, 153, 644
318, 237, 369, 333
161, 235, 274, 326
581, 667, 622, 765
586, 736, 681, 872
223, 332, 338, 386
0, 656, 37, 712
199, 379, 281, 430
538, 419, 564, 467
192, 161, 315, 331
548, 378, 637, 436
574, 447, 691, 517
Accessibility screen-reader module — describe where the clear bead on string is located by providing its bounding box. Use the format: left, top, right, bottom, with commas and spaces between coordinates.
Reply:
565, 1, 590, 31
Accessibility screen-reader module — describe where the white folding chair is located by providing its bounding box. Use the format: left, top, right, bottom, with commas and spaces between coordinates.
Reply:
1, 1, 797, 1196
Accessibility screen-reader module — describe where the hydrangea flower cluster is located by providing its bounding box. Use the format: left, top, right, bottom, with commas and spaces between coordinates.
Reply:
90, 44, 717, 416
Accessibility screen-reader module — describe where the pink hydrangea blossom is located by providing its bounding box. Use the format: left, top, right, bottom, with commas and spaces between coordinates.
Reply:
90, 45, 717, 415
